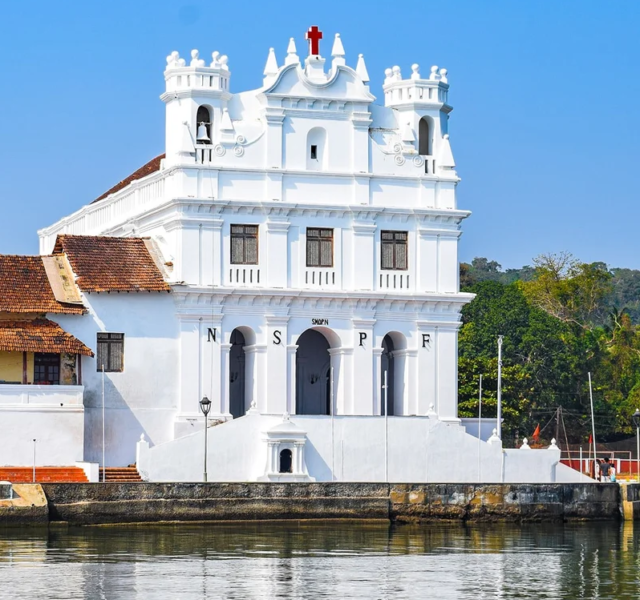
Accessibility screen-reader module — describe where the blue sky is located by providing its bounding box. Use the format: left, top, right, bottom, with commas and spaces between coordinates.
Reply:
1, 0, 639, 269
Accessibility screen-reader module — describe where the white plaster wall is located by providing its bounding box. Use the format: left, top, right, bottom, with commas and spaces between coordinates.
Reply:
52, 293, 180, 467
0, 408, 84, 466
139, 414, 562, 484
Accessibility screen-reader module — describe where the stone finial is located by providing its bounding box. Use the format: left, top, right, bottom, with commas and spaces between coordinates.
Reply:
429, 65, 440, 81
427, 403, 437, 416
549, 438, 558, 449
411, 63, 421, 80
283, 411, 291, 422
392, 65, 402, 81
190, 49, 205, 67
247, 399, 259, 415
438, 134, 456, 169
220, 108, 234, 132
384, 68, 393, 85
520, 437, 531, 450
401, 121, 415, 143
140, 433, 146, 442
331, 33, 345, 57
488, 428, 502, 445
356, 54, 370, 83
285, 37, 300, 65
166, 51, 186, 68
211, 51, 220, 67
439, 67, 448, 83
219, 55, 229, 70
264, 47, 279, 76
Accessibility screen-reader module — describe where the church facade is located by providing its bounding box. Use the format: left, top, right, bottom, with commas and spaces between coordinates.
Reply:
0, 28, 575, 482
39, 30, 469, 438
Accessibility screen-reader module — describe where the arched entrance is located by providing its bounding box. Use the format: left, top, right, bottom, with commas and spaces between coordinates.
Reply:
229, 328, 246, 418
295, 329, 331, 415
381, 334, 395, 416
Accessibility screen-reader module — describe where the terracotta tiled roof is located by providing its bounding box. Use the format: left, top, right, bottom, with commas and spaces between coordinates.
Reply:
92, 154, 164, 204
0, 319, 94, 356
0, 255, 85, 315
53, 235, 170, 293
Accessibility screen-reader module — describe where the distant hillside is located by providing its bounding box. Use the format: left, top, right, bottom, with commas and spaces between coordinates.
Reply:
461, 258, 640, 325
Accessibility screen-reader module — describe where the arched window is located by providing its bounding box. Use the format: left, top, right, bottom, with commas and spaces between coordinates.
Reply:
279, 449, 293, 473
196, 106, 212, 144
418, 118, 431, 156
306, 127, 327, 171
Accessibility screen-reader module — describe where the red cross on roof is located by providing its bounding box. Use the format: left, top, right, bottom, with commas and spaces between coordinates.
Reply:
305, 26, 323, 56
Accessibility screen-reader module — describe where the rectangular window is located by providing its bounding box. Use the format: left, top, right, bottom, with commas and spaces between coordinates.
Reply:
306, 228, 334, 268
310, 145, 318, 160
230, 225, 259, 265
97, 333, 124, 372
34, 353, 60, 385
381, 231, 408, 270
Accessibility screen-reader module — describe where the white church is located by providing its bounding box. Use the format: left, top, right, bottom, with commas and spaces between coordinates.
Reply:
0, 27, 575, 483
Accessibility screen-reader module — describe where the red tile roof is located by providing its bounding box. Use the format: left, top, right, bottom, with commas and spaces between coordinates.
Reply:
0, 319, 94, 356
92, 154, 164, 204
0, 255, 85, 315
53, 235, 170, 293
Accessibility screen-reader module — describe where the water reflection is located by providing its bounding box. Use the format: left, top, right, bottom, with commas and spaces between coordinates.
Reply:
0, 522, 638, 599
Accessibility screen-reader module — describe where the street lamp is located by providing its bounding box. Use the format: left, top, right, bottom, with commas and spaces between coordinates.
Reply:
633, 408, 640, 483
199, 396, 212, 482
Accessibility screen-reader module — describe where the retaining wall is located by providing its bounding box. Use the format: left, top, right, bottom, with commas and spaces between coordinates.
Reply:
34, 482, 625, 526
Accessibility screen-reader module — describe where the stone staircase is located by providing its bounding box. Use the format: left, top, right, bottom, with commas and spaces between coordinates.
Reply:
101, 466, 142, 483
0, 467, 88, 483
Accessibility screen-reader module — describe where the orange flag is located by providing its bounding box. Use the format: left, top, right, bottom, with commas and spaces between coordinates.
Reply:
532, 424, 541, 442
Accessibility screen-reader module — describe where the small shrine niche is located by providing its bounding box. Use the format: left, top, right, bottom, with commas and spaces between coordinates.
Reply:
258, 413, 315, 482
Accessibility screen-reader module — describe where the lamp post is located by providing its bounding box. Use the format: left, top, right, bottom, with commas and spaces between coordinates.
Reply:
633, 408, 640, 483
199, 396, 212, 483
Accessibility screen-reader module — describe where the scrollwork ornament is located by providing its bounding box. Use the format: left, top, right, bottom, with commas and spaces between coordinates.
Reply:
214, 144, 226, 157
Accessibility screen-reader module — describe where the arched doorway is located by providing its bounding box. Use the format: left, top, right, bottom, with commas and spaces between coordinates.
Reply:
229, 328, 246, 418
381, 334, 395, 416
296, 329, 331, 415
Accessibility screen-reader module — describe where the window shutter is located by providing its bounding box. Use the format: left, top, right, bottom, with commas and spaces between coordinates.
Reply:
320, 240, 333, 267
381, 242, 394, 269
231, 236, 244, 264
396, 243, 407, 269
245, 237, 258, 264
307, 239, 320, 267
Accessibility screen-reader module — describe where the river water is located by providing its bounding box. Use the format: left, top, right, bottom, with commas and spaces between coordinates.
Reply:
0, 522, 638, 599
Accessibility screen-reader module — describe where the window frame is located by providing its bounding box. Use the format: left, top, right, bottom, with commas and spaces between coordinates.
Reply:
96, 333, 125, 373
34, 352, 60, 385
306, 228, 334, 268
381, 230, 409, 271
230, 224, 259, 265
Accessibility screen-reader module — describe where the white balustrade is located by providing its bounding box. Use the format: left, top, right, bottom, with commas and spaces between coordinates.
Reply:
304, 268, 337, 288
229, 266, 261, 286
379, 271, 410, 291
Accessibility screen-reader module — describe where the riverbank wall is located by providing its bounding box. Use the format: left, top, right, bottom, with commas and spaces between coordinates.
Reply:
0, 482, 631, 526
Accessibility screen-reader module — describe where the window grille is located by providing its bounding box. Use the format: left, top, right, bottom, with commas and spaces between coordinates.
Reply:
306, 228, 333, 267
97, 333, 124, 372
381, 231, 408, 270
230, 225, 259, 265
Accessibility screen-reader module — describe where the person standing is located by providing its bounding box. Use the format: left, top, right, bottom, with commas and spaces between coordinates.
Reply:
600, 457, 612, 482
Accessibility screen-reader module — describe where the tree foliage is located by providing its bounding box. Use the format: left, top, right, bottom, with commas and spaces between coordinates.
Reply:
459, 254, 640, 443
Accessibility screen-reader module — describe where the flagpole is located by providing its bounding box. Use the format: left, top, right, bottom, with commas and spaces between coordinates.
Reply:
588, 372, 597, 478
330, 366, 335, 481
477, 374, 482, 483
384, 370, 388, 483
497, 335, 503, 439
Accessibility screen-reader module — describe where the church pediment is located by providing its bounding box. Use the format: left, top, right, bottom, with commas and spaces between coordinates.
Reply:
261, 63, 375, 104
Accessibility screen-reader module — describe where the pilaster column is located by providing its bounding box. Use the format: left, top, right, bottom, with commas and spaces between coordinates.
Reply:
352, 318, 376, 414
391, 349, 409, 415
351, 223, 376, 291
437, 324, 462, 423
287, 344, 298, 414
416, 321, 436, 416
265, 110, 285, 169
244, 344, 268, 413
406, 348, 419, 415
266, 316, 289, 414
417, 229, 438, 292
329, 347, 354, 414
210, 218, 224, 287
220, 343, 232, 416
266, 220, 290, 288
372, 347, 383, 415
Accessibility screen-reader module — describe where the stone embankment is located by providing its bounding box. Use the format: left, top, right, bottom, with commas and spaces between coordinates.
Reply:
0, 482, 633, 527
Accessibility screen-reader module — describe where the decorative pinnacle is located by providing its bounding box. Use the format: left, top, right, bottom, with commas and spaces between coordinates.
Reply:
331, 33, 345, 57
285, 37, 300, 65
264, 47, 278, 76
356, 54, 370, 83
